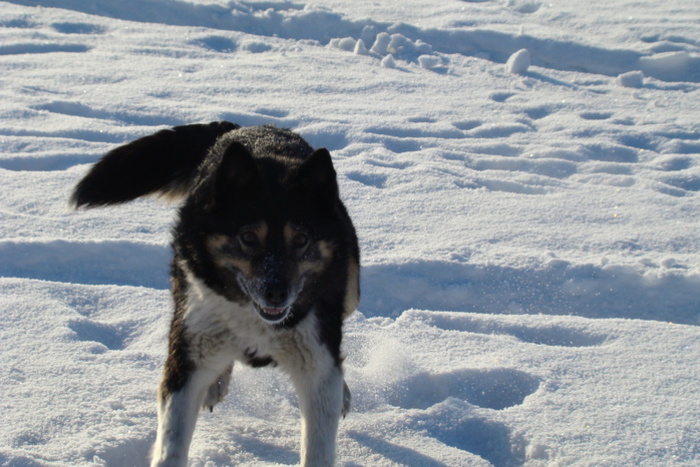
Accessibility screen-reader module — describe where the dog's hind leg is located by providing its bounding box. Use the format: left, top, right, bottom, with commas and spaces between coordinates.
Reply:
203, 364, 233, 412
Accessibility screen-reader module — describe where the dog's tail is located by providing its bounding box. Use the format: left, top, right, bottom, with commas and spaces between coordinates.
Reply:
70, 121, 239, 208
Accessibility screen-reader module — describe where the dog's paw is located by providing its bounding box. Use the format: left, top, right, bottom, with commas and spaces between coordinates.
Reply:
341, 380, 351, 418
202, 365, 233, 412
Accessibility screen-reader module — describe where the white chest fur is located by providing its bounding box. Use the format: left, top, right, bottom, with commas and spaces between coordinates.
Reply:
182, 274, 323, 374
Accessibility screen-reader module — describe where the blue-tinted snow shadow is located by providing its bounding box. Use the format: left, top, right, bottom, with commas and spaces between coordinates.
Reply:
3, 0, 369, 44
423, 415, 524, 467
349, 412, 524, 467
7, 0, 697, 82
0, 454, 45, 467
0, 240, 170, 289
4, 239, 697, 325
360, 260, 700, 325
0, 154, 101, 171
30, 100, 185, 127
393, 24, 699, 83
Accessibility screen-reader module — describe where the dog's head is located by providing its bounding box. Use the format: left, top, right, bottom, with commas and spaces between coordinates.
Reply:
187, 138, 344, 325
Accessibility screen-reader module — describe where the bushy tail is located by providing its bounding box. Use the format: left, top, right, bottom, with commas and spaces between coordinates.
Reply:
70, 121, 239, 208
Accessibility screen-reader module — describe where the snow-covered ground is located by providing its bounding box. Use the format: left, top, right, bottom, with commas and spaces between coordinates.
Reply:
1, 0, 699, 465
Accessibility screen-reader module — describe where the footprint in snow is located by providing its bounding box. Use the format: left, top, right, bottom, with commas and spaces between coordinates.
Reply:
407, 116, 437, 123
365, 125, 464, 140
388, 368, 540, 411
189, 35, 237, 53
489, 92, 515, 103
31, 100, 182, 127
452, 119, 482, 131
255, 108, 290, 119
418, 312, 609, 348
580, 111, 613, 120
51, 22, 106, 35
521, 105, 559, 120
67, 319, 127, 352
0, 43, 91, 55
0, 18, 37, 28
346, 171, 388, 188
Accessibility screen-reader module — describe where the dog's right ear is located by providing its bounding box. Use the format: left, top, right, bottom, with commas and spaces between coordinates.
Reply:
294, 148, 339, 204
208, 141, 262, 210
70, 121, 239, 208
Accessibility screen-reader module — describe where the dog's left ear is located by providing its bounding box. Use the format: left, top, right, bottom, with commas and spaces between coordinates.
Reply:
295, 148, 339, 200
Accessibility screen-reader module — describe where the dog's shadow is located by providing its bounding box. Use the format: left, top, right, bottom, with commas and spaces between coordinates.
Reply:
347, 417, 524, 467
231, 434, 299, 465
346, 431, 450, 467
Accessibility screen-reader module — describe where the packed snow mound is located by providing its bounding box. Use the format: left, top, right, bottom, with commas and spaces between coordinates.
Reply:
505, 48, 531, 74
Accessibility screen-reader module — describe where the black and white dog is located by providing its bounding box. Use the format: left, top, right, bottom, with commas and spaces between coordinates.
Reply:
71, 122, 360, 466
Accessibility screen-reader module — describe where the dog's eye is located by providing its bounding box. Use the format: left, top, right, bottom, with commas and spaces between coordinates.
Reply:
240, 231, 258, 247
291, 233, 309, 249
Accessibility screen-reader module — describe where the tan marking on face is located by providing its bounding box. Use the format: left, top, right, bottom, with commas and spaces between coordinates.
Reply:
206, 234, 228, 251
283, 223, 296, 246
343, 258, 360, 319
205, 234, 252, 277
298, 240, 334, 277
318, 240, 334, 262
255, 222, 268, 245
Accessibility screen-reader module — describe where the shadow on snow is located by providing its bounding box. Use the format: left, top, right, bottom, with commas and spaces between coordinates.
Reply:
1, 239, 697, 325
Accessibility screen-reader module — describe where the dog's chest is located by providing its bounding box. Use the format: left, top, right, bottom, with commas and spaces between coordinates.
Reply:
182, 279, 314, 369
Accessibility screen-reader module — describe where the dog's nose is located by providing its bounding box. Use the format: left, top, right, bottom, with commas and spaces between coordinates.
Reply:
264, 285, 288, 307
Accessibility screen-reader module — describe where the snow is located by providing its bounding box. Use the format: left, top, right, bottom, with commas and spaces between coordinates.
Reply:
505, 49, 530, 75
615, 71, 645, 89
1, 0, 699, 465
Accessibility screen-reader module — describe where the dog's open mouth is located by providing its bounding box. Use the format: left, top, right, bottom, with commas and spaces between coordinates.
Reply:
255, 304, 291, 323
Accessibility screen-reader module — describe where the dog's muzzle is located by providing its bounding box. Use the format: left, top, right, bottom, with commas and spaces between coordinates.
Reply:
237, 272, 301, 324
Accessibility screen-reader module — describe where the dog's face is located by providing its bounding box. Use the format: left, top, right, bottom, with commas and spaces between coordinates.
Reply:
193, 141, 341, 324
206, 220, 335, 323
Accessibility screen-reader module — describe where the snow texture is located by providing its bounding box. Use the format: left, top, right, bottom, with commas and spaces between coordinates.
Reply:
1, 0, 699, 466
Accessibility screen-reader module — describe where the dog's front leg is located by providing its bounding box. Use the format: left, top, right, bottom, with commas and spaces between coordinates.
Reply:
293, 360, 345, 467
151, 367, 210, 467
151, 364, 226, 467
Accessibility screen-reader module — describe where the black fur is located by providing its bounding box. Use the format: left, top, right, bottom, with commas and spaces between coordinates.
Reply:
162, 262, 196, 394
71, 122, 360, 390
244, 348, 276, 368
170, 126, 358, 365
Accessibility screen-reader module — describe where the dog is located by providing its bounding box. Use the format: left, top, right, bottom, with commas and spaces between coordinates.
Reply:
70, 122, 360, 466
